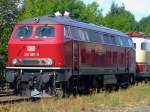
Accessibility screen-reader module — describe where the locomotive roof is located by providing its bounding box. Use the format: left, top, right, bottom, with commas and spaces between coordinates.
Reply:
20, 16, 128, 37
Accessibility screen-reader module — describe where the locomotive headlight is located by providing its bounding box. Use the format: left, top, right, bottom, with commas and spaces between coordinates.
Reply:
12, 59, 18, 65
46, 58, 53, 65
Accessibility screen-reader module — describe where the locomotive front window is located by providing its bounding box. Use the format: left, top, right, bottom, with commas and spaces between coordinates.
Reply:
35, 26, 55, 38
14, 26, 32, 38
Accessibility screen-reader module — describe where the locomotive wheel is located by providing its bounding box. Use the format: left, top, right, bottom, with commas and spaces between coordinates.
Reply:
20, 82, 31, 96
129, 75, 135, 85
55, 88, 64, 98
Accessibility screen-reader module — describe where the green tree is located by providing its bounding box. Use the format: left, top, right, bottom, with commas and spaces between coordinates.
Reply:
19, 0, 86, 21
19, 0, 103, 24
102, 2, 137, 32
0, 0, 18, 67
138, 16, 150, 35
79, 2, 103, 23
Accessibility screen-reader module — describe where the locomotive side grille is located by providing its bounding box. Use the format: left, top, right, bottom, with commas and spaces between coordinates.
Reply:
22, 59, 40, 65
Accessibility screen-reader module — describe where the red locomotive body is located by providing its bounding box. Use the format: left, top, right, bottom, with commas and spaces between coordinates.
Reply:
6, 15, 136, 96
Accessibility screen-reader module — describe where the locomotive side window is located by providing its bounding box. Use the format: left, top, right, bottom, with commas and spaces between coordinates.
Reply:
87, 31, 95, 42
115, 36, 121, 45
103, 34, 112, 44
79, 29, 87, 41
111, 35, 117, 44
97, 32, 104, 43
121, 37, 129, 47
35, 26, 55, 38
128, 38, 133, 47
70, 27, 81, 40
64, 26, 71, 38
14, 26, 32, 38
83, 31, 89, 41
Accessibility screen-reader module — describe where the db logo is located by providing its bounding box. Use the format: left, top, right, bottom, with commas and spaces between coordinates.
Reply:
27, 46, 35, 52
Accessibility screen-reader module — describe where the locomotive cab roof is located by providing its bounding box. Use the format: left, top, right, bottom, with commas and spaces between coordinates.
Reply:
20, 15, 128, 37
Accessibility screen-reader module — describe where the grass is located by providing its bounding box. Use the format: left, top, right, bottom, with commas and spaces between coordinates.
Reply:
0, 83, 150, 112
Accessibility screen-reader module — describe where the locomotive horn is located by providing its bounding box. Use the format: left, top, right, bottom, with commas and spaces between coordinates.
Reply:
54, 11, 62, 17
64, 11, 70, 17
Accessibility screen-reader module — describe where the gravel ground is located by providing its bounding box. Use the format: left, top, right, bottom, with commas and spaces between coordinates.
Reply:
128, 105, 150, 112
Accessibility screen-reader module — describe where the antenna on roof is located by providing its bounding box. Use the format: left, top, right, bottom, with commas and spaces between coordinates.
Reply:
54, 11, 62, 17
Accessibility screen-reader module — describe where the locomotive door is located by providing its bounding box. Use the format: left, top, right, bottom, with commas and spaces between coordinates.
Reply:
125, 48, 130, 73
72, 40, 79, 75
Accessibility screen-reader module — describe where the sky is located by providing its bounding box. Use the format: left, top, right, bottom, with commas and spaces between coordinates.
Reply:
82, 0, 150, 21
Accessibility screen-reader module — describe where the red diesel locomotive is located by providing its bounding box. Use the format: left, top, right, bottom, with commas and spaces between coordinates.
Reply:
6, 14, 136, 96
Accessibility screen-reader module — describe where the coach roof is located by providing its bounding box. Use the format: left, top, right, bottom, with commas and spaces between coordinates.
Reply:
20, 16, 127, 37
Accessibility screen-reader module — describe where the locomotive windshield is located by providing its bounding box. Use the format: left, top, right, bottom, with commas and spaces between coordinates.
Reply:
14, 26, 32, 38
35, 26, 55, 38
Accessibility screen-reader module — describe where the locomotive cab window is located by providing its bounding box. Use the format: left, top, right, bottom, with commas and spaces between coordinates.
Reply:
14, 26, 33, 38
35, 26, 55, 38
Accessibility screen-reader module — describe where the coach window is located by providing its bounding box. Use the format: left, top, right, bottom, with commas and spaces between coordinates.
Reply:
64, 26, 71, 38
141, 43, 150, 51
133, 43, 136, 49
146, 43, 150, 51
15, 26, 33, 38
70, 27, 81, 40
141, 43, 146, 50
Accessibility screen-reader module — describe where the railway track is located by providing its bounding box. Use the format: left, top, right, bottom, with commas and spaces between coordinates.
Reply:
0, 95, 34, 104
0, 90, 53, 105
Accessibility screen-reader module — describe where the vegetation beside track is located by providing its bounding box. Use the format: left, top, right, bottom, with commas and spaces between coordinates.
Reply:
0, 84, 150, 112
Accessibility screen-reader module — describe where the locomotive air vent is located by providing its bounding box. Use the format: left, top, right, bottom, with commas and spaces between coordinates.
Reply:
22, 59, 39, 65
